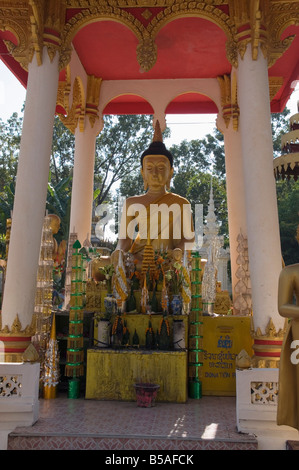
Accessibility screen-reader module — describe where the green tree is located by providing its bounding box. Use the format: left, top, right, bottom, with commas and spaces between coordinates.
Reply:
167, 138, 210, 172
276, 179, 299, 265
272, 108, 291, 157
273, 107, 299, 265
0, 182, 15, 243
94, 115, 154, 206
51, 117, 75, 184
0, 113, 22, 190
46, 175, 72, 243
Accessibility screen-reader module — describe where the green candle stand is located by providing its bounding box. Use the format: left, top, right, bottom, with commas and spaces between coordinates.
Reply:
65, 240, 86, 398
188, 251, 203, 399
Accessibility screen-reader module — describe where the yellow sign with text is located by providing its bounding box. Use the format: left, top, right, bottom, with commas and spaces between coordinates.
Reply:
202, 316, 253, 396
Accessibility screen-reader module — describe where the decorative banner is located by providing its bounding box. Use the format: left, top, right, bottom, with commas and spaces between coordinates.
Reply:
65, 240, 85, 383
140, 275, 149, 313
114, 251, 128, 303
161, 275, 168, 313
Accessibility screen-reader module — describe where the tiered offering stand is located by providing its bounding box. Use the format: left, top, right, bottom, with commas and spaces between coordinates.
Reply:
65, 240, 86, 398
188, 251, 203, 399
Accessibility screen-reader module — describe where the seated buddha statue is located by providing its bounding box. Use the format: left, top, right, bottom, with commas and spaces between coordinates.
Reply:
111, 120, 195, 269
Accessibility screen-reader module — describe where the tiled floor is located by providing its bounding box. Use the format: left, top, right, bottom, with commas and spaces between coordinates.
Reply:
7, 393, 258, 450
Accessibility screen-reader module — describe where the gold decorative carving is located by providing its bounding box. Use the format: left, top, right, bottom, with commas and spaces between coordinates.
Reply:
28, 0, 44, 66
28, 0, 67, 66
214, 290, 232, 315
250, 0, 268, 61
0, 5, 31, 70
0, 313, 36, 336
141, 9, 153, 20
2, 1, 298, 74
217, 73, 239, 131
0, 1, 69, 70
268, 76, 283, 101
147, 2, 236, 40
86, 74, 102, 128
0, 313, 37, 361
250, 316, 288, 368
228, 0, 299, 67
61, 4, 144, 45
56, 64, 71, 115
58, 76, 85, 134
136, 35, 157, 72
225, 39, 239, 69
22, 342, 40, 362
236, 349, 252, 369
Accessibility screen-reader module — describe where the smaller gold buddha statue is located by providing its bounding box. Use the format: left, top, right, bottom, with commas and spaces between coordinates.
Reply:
277, 263, 299, 430
111, 121, 194, 269
48, 214, 67, 264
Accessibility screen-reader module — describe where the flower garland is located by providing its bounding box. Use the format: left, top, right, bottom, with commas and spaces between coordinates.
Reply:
140, 275, 149, 313
114, 264, 128, 301
161, 276, 168, 313
113, 251, 128, 310
181, 265, 191, 304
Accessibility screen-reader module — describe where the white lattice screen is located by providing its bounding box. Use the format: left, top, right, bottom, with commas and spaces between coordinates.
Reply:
250, 381, 278, 405
0, 375, 22, 397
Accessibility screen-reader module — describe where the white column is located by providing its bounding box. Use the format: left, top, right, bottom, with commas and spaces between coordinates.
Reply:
1, 48, 59, 330
223, 124, 247, 302
69, 120, 98, 245
237, 46, 283, 332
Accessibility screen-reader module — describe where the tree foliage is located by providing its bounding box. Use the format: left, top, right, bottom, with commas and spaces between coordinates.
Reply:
272, 108, 291, 158
51, 117, 75, 184
276, 179, 299, 265
0, 113, 22, 190
94, 114, 154, 206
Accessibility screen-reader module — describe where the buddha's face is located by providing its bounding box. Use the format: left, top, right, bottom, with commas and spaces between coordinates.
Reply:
141, 155, 173, 191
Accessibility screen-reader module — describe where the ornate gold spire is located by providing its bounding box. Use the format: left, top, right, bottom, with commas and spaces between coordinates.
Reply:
153, 120, 163, 143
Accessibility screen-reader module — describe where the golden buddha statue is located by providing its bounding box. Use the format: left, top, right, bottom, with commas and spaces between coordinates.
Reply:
277, 263, 299, 430
48, 214, 67, 265
111, 121, 195, 269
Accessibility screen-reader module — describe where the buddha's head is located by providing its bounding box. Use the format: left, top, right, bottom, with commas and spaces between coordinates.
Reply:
140, 121, 174, 191
48, 214, 61, 235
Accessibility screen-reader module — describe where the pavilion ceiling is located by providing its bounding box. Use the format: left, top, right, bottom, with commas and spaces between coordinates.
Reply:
0, 0, 298, 116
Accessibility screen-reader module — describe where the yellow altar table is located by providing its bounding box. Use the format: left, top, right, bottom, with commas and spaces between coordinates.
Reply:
85, 348, 188, 402
201, 315, 253, 396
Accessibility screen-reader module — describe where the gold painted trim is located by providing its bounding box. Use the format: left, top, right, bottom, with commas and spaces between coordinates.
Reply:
217, 73, 240, 131
58, 75, 85, 134
0, 313, 36, 336
86, 74, 102, 128
1, 1, 299, 73
250, 317, 288, 368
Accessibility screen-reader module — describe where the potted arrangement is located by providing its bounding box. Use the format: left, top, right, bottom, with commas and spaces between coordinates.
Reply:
99, 264, 117, 316
95, 264, 116, 347
94, 310, 112, 348
165, 261, 184, 314
134, 383, 160, 407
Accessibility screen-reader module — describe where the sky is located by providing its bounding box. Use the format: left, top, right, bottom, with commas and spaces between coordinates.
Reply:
0, 59, 298, 144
